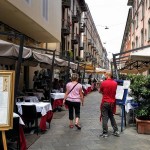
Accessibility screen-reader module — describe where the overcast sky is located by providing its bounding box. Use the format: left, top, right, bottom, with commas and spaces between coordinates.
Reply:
85, 0, 130, 59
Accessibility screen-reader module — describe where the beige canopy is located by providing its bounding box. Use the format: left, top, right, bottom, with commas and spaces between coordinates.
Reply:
0, 39, 77, 69
0, 39, 32, 58
130, 47, 150, 61
85, 68, 107, 74
119, 46, 150, 74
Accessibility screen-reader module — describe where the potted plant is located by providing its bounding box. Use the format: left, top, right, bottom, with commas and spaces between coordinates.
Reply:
127, 74, 150, 134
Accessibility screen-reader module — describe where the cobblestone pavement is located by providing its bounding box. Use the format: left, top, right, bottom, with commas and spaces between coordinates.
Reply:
29, 91, 150, 150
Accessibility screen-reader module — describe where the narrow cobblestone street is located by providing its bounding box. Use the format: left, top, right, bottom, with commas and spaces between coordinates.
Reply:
29, 92, 150, 150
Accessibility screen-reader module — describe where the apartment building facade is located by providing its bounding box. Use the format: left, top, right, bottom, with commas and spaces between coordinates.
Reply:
122, 0, 150, 52
0, 0, 107, 88
61, 0, 106, 68
119, 0, 150, 73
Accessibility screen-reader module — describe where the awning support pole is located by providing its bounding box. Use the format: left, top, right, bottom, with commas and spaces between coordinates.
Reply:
14, 35, 24, 112
82, 64, 86, 84
49, 50, 56, 103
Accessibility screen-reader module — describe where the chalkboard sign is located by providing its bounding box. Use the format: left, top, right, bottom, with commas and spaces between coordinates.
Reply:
0, 71, 15, 131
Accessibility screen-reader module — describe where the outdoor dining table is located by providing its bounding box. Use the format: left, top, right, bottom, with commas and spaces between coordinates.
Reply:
13, 112, 26, 150
16, 102, 53, 131
50, 93, 65, 109
82, 84, 91, 95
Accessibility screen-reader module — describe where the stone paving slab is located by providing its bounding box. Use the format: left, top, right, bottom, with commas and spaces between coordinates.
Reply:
29, 91, 150, 150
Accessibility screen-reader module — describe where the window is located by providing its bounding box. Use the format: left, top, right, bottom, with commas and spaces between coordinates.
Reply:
136, 13, 139, 28
142, 2, 144, 20
137, 0, 139, 8
148, 19, 150, 40
136, 36, 138, 48
141, 29, 144, 46
145, 29, 147, 41
132, 42, 135, 49
42, 0, 48, 21
132, 20, 135, 34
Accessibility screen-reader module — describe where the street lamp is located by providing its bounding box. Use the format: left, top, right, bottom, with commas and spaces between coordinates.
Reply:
105, 26, 109, 29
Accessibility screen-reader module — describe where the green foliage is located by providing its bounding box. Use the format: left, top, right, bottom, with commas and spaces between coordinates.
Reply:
68, 50, 73, 58
127, 74, 150, 120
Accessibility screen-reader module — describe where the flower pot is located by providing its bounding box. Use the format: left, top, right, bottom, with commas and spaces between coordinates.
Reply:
136, 118, 150, 134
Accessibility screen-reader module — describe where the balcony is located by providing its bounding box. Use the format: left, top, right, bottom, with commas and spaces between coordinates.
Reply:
80, 26, 85, 33
61, 25, 70, 36
88, 39, 92, 45
61, 19, 70, 36
92, 58, 97, 63
72, 35, 79, 44
93, 47, 96, 51
62, 0, 71, 8
85, 52, 91, 58
72, 15, 79, 23
79, 46, 84, 50
79, 0, 88, 12
91, 44, 95, 48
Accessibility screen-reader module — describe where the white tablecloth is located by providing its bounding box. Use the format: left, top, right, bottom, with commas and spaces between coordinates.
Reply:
50, 93, 65, 100
86, 84, 91, 88
125, 96, 134, 113
13, 112, 25, 125
23, 96, 39, 102
82, 84, 88, 90
16, 102, 52, 116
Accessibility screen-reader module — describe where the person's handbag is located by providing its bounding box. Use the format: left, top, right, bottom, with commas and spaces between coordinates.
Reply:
65, 83, 78, 105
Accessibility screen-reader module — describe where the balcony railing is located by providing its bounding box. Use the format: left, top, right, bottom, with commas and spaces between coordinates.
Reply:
62, 0, 71, 8
61, 20, 70, 36
88, 39, 92, 45
72, 35, 79, 44
72, 15, 79, 23
79, 46, 84, 50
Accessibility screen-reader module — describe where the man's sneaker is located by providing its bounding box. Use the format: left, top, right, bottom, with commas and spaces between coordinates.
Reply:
112, 131, 120, 137
99, 132, 108, 138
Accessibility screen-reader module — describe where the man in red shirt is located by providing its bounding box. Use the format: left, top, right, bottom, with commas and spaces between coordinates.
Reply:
99, 72, 119, 138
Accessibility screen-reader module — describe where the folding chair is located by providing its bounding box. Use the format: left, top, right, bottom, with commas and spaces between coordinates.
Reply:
116, 80, 128, 132
21, 105, 39, 135
6, 117, 20, 150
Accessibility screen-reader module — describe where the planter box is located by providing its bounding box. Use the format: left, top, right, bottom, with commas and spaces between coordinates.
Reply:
136, 118, 150, 134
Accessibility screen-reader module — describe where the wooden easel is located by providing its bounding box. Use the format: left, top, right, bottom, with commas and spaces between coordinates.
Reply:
0, 71, 15, 150
2, 131, 7, 150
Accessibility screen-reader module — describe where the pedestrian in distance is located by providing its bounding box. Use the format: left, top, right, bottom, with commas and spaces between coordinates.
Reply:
63, 73, 84, 130
99, 72, 119, 138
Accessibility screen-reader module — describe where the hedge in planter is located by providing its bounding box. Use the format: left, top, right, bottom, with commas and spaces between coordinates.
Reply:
127, 74, 150, 134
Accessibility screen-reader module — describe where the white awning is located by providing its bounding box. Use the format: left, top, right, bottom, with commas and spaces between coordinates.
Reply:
130, 47, 150, 61
0, 40, 32, 58
0, 39, 77, 69
33, 51, 53, 65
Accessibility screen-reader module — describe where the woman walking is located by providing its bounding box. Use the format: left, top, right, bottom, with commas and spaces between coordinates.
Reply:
63, 73, 84, 129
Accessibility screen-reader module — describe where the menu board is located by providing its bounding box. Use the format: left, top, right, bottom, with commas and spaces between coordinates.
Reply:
115, 80, 130, 100
0, 71, 15, 130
